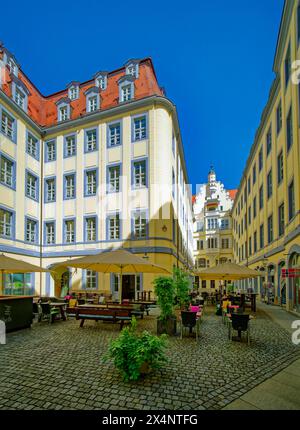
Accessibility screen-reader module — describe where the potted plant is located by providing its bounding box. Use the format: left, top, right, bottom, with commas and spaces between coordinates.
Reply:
153, 276, 177, 335
104, 317, 167, 381
173, 267, 190, 318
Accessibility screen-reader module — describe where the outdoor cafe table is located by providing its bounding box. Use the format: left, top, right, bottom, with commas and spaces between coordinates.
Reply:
49, 302, 67, 321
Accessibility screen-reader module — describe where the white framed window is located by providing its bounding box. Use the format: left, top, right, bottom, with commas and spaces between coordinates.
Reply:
65, 174, 75, 199
133, 211, 147, 239
85, 129, 97, 152
26, 133, 39, 159
85, 217, 96, 242
45, 178, 55, 202
121, 85, 132, 102
88, 96, 98, 112
64, 220, 75, 243
133, 160, 146, 188
108, 123, 121, 147
59, 106, 69, 121
69, 85, 79, 100
108, 214, 120, 240
85, 170, 97, 196
125, 62, 139, 78
45, 222, 55, 244
26, 172, 38, 200
15, 88, 25, 109
8, 58, 17, 75
64, 135, 76, 157
0, 156, 14, 188
86, 270, 97, 289
0, 208, 13, 238
108, 165, 120, 193
96, 77, 106, 89
134, 116, 147, 141
46, 141, 56, 162
26, 219, 37, 243
95, 73, 107, 90
1, 110, 15, 140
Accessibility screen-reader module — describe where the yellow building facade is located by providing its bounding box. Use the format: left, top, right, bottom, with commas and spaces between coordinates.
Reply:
232, 0, 300, 314
0, 52, 193, 300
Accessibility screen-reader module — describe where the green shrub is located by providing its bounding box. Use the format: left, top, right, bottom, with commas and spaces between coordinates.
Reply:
173, 267, 190, 309
104, 318, 167, 381
153, 276, 175, 322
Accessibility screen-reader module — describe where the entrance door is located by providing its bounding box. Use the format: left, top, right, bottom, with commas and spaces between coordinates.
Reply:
122, 275, 135, 300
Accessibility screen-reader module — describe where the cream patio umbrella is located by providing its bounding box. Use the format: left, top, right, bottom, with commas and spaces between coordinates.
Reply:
0, 253, 50, 295
197, 261, 260, 281
51, 249, 170, 303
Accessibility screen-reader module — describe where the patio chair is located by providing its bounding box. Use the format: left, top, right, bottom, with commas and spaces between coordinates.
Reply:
39, 303, 60, 324
228, 314, 250, 345
33, 302, 41, 320
180, 311, 200, 340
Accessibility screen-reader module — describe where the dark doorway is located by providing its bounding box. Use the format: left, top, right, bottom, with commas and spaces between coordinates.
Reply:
122, 275, 135, 300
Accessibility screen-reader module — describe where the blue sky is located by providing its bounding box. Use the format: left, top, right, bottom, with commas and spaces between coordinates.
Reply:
1, 0, 284, 191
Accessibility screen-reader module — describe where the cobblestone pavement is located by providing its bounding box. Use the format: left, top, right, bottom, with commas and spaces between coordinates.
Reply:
0, 306, 299, 410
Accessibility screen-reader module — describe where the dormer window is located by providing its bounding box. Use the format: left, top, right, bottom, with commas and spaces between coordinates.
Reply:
67, 82, 80, 100
56, 98, 71, 122
122, 85, 132, 101
84, 87, 100, 113
94, 72, 108, 90
125, 60, 139, 78
60, 106, 68, 121
118, 75, 135, 103
15, 88, 25, 108
8, 58, 17, 76
11, 76, 30, 112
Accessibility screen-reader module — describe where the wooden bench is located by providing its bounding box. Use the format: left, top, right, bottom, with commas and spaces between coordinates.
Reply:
75, 307, 132, 330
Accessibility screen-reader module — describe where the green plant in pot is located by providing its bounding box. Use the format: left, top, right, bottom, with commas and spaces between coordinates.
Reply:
173, 267, 190, 311
104, 317, 167, 382
153, 276, 177, 336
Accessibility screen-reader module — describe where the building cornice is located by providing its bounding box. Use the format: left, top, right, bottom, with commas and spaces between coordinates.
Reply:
273, 0, 295, 73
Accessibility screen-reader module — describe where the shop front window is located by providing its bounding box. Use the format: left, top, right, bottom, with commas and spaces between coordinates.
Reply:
3, 273, 34, 295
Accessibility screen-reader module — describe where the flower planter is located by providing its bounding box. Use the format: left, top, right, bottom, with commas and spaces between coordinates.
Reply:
157, 316, 177, 336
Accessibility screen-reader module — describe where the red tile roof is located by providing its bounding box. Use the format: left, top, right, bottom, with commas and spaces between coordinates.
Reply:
0, 49, 163, 128
228, 189, 238, 200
